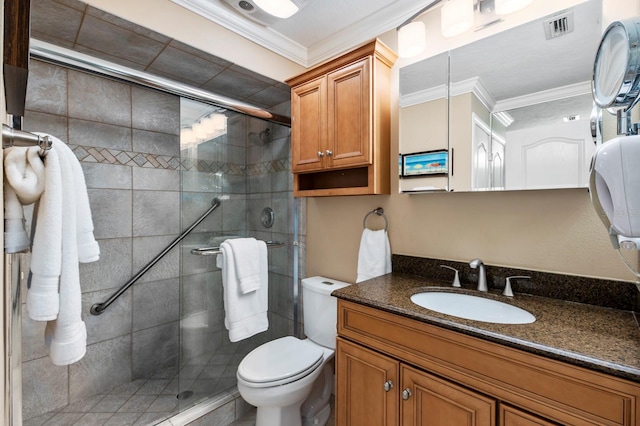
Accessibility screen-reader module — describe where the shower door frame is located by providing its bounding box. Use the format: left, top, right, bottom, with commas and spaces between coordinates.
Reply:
2, 40, 293, 426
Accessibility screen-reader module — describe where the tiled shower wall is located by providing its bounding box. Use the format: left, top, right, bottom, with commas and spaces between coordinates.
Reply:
19, 58, 299, 420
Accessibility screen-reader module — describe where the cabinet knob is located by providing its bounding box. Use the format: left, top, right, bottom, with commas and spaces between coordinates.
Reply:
383, 380, 394, 392
325, 150, 333, 156
402, 388, 412, 400
317, 151, 324, 158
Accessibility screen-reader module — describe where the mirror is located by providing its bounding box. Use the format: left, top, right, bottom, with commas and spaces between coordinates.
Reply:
399, 52, 449, 192
399, 0, 604, 192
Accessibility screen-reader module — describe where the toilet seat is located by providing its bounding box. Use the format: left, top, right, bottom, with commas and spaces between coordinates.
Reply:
238, 336, 324, 388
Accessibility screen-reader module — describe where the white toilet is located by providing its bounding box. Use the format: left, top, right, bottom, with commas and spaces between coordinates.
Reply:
236, 276, 351, 426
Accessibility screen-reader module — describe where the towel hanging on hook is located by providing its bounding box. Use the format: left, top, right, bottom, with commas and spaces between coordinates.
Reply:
363, 207, 388, 231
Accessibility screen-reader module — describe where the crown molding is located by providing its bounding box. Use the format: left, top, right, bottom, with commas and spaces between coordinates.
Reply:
400, 85, 447, 108
494, 81, 593, 112
171, 0, 309, 66
450, 77, 497, 111
171, 0, 429, 68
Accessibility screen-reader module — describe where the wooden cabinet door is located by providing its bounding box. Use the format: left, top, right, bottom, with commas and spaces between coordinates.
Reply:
291, 76, 327, 172
499, 405, 559, 426
327, 58, 371, 169
336, 338, 399, 426
401, 365, 495, 426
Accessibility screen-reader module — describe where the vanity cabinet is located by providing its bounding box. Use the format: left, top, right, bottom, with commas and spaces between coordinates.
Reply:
336, 300, 640, 425
337, 337, 496, 425
286, 39, 396, 197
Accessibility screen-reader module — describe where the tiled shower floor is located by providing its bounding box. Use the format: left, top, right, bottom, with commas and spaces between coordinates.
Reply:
24, 343, 247, 426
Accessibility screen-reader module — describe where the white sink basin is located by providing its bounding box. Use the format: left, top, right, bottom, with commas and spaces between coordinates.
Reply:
410, 292, 536, 324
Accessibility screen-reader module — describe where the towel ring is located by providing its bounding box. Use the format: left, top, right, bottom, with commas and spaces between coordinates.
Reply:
363, 207, 388, 231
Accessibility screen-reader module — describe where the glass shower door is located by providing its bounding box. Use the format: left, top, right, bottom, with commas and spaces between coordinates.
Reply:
177, 98, 296, 413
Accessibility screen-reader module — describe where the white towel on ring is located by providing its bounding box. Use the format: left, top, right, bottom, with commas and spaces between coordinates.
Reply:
356, 228, 391, 283
216, 240, 268, 342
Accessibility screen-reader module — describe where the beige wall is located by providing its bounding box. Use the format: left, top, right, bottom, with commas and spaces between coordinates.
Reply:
399, 99, 448, 192
306, 0, 640, 285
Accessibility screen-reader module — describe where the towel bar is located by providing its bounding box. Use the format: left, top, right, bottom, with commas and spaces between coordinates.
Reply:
2, 124, 53, 151
191, 240, 285, 256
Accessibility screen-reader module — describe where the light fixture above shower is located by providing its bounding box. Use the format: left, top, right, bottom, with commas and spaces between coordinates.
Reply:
181, 112, 228, 147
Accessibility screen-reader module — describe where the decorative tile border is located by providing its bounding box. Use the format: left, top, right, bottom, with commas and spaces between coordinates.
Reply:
71, 144, 290, 176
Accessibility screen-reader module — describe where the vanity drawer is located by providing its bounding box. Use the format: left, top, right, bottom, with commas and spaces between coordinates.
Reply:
338, 300, 640, 425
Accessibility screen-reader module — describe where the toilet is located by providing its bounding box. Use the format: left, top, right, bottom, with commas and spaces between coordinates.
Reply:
236, 276, 351, 426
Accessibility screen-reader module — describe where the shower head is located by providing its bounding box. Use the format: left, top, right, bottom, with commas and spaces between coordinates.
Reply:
248, 128, 271, 144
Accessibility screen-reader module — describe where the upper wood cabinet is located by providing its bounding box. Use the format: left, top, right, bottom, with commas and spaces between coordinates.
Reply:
287, 39, 397, 197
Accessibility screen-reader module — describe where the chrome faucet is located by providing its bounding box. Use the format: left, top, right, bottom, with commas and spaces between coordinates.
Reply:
469, 259, 488, 292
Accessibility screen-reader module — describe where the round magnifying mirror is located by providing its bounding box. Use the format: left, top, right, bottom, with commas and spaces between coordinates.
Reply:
592, 18, 640, 110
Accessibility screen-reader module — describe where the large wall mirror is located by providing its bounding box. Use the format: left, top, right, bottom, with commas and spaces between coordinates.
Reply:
399, 0, 603, 193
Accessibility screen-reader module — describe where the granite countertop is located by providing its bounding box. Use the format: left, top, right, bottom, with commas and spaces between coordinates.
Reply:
332, 273, 640, 383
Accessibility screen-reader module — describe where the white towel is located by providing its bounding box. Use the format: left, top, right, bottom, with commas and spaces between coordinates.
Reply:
3, 146, 46, 253
356, 229, 392, 283
4, 146, 46, 204
224, 237, 265, 293
43, 137, 96, 365
66, 142, 100, 263
27, 146, 63, 321
4, 182, 31, 253
216, 240, 268, 342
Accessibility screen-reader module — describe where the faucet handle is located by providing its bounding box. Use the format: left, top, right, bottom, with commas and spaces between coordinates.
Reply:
504, 276, 530, 297
469, 258, 483, 268
440, 265, 461, 288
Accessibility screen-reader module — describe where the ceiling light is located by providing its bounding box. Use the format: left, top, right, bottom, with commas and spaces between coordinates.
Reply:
398, 21, 427, 58
253, 0, 299, 18
441, 0, 474, 38
395, 0, 533, 59
494, 0, 533, 15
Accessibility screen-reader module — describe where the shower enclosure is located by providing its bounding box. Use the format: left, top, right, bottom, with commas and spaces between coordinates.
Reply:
14, 54, 298, 426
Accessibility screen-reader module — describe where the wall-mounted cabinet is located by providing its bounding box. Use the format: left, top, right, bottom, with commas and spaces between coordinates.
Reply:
287, 40, 397, 197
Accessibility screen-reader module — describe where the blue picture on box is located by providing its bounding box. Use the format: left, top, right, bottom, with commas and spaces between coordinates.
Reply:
403, 150, 448, 176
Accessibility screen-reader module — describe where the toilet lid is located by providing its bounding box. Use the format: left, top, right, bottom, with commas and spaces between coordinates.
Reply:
237, 336, 324, 386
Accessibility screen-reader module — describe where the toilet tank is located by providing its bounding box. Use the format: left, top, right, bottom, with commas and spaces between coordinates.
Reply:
302, 276, 351, 349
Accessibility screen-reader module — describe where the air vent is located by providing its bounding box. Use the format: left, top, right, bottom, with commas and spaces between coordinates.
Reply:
238, 0, 254, 11
544, 12, 575, 39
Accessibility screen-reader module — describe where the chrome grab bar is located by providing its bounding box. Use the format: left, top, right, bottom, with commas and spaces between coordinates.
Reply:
191, 240, 285, 256
90, 197, 221, 315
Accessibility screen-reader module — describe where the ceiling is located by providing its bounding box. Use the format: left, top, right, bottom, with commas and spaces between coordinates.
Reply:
30, 0, 293, 110
169, 0, 438, 67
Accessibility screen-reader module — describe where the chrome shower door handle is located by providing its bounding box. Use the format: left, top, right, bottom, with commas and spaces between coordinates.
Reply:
383, 380, 394, 392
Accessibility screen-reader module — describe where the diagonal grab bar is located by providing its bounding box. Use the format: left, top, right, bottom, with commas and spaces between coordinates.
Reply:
90, 197, 221, 315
